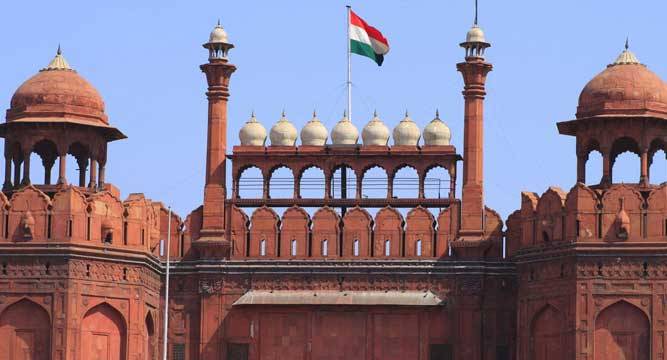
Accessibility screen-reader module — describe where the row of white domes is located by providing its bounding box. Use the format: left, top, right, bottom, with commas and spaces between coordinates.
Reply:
239, 111, 451, 146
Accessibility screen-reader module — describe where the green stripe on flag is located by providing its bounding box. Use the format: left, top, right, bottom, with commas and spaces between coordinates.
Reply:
351, 39, 384, 66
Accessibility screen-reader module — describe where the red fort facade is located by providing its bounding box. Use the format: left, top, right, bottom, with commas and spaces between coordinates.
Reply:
0, 17, 666, 360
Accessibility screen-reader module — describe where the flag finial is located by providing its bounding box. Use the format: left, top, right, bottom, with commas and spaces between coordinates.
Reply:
474, 0, 478, 25
435, 109, 440, 119
625, 36, 629, 50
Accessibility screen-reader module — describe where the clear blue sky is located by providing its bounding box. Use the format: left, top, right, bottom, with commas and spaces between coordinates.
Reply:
1, 0, 666, 220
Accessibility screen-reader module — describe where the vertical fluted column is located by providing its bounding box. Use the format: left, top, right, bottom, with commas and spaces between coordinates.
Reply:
199, 55, 236, 242
457, 57, 492, 238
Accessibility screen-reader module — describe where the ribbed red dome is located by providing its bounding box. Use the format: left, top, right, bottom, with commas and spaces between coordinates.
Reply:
7, 68, 107, 124
577, 62, 667, 119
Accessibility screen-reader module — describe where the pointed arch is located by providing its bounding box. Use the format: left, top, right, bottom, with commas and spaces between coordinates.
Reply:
564, 183, 599, 242
405, 206, 434, 257
230, 206, 250, 258
594, 300, 649, 360
145, 311, 156, 360
530, 303, 564, 360
0, 298, 51, 360
8, 186, 51, 242
600, 185, 644, 242
536, 187, 566, 243
280, 206, 310, 258
342, 207, 372, 257
81, 302, 127, 360
312, 207, 340, 258
374, 207, 404, 257
249, 206, 279, 257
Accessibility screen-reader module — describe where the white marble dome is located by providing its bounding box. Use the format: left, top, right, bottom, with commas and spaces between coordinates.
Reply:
239, 112, 267, 146
269, 111, 298, 146
331, 111, 359, 145
393, 111, 421, 146
465, 25, 486, 43
300, 111, 328, 146
209, 21, 229, 43
423, 110, 451, 146
362, 111, 390, 146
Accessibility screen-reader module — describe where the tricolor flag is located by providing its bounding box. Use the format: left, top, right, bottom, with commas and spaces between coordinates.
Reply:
349, 10, 389, 66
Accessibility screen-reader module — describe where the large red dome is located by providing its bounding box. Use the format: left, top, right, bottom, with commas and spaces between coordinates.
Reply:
7, 52, 107, 124
576, 50, 667, 119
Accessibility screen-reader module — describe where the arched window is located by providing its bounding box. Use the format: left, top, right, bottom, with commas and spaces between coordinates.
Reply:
613, 152, 639, 183
299, 166, 325, 198
260, 239, 266, 256
362, 166, 388, 199
651, 149, 666, 184
331, 165, 356, 199
269, 166, 294, 198
393, 166, 419, 198
416, 239, 422, 257
424, 166, 451, 198
353, 239, 359, 257
322, 239, 328, 257
586, 150, 603, 184
384, 239, 391, 256
238, 166, 263, 198
291, 239, 297, 256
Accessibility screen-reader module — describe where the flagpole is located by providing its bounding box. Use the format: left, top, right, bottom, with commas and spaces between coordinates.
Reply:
162, 206, 172, 360
346, 5, 352, 123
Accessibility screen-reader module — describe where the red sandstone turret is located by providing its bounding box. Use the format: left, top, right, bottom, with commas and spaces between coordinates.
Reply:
196, 21, 237, 257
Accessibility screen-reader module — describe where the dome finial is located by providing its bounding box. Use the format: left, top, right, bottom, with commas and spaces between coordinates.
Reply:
405, 109, 409, 117
281, 108, 286, 118
373, 109, 378, 117
343, 109, 347, 118
217, 18, 221, 27
43, 45, 72, 71
625, 36, 629, 50
313, 109, 317, 118
435, 109, 440, 119
251, 109, 255, 118
57, 44, 62, 55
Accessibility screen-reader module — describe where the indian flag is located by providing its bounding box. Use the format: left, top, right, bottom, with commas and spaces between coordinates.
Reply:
349, 10, 389, 66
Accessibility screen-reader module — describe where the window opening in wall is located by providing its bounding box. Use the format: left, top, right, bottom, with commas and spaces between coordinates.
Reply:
642, 212, 648, 238
123, 221, 128, 245
496, 345, 509, 360
86, 216, 91, 241
3, 213, 8, 238
291, 239, 297, 256
384, 239, 391, 256
2, 263, 6, 275
45, 262, 50, 275
226, 343, 249, 360
180, 233, 184, 257
429, 344, 453, 360
353, 239, 359, 257
260, 239, 266, 256
322, 239, 328, 257
597, 212, 602, 238
86, 264, 91, 277
67, 219, 72, 237
664, 219, 667, 236
141, 228, 145, 246
576, 220, 580, 237
416, 239, 422, 257
123, 267, 128, 281
47, 213, 52, 239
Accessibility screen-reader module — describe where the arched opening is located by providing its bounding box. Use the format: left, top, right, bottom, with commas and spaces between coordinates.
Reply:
611, 137, 640, 184
238, 166, 263, 199
649, 142, 666, 185
392, 166, 419, 198
594, 301, 649, 360
0, 299, 51, 359
423, 166, 451, 199
331, 165, 356, 199
67, 142, 91, 187
299, 166, 325, 199
145, 312, 156, 360
269, 166, 294, 199
31, 140, 57, 185
361, 166, 387, 199
586, 150, 603, 185
530, 304, 563, 360
322, 239, 329, 257
81, 303, 126, 360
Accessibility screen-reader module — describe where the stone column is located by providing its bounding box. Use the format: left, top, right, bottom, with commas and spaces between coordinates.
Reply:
57, 154, 67, 185
21, 151, 31, 185
387, 173, 394, 199
88, 158, 97, 189
449, 165, 457, 199
77, 157, 88, 187
355, 175, 362, 199
13, 157, 21, 186
43, 157, 56, 185
640, 149, 649, 185
601, 150, 612, 185
3, 154, 12, 189
418, 172, 425, 199
577, 154, 587, 184
98, 162, 106, 189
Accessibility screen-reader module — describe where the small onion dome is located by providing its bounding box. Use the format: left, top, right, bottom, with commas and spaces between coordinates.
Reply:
392, 111, 421, 146
209, 20, 229, 43
465, 25, 486, 43
423, 110, 451, 145
300, 110, 328, 146
239, 111, 267, 146
269, 111, 298, 146
362, 111, 390, 146
331, 111, 359, 145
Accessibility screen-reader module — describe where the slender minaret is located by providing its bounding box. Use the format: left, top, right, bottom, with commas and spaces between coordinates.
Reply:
199, 21, 236, 244
457, 3, 492, 239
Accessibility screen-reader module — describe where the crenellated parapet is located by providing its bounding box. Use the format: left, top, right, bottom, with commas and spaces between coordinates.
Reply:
508, 183, 667, 255
0, 184, 180, 257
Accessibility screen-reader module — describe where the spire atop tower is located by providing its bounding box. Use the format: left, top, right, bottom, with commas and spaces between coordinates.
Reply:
42, 44, 72, 71
625, 36, 629, 50
203, 20, 234, 60
460, 0, 490, 59
474, 0, 478, 25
